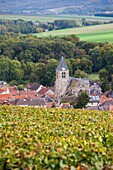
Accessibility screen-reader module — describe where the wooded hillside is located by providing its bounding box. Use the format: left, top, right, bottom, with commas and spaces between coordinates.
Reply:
0, 0, 113, 15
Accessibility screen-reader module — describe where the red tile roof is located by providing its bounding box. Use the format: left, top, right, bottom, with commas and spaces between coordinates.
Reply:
24, 83, 32, 89
37, 87, 48, 95
60, 103, 71, 109
9, 95, 27, 99
110, 105, 113, 112
100, 95, 112, 103
0, 94, 12, 101
46, 102, 54, 108
9, 86, 19, 96
19, 91, 42, 99
46, 93, 55, 98
0, 88, 6, 94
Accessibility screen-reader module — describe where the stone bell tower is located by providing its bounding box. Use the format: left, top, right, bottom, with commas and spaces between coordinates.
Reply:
55, 57, 69, 99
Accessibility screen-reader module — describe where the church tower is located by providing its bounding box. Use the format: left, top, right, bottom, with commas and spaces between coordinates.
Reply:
55, 57, 69, 99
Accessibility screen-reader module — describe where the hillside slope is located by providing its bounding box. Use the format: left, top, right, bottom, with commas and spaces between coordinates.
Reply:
0, 0, 113, 15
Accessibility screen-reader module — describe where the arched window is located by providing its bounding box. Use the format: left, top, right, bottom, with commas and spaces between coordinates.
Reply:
62, 72, 66, 78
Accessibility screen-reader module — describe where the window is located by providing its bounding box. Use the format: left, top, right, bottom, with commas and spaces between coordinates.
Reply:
62, 72, 66, 78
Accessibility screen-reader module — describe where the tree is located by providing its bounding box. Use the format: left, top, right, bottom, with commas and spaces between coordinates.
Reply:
99, 68, 110, 92
88, 46, 101, 72
72, 91, 89, 109
74, 69, 88, 78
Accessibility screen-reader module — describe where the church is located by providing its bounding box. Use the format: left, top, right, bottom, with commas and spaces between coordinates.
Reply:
55, 57, 89, 99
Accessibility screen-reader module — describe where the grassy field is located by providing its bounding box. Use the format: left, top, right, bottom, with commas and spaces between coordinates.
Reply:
1, 14, 113, 43
34, 23, 113, 43
0, 14, 113, 22
89, 73, 99, 81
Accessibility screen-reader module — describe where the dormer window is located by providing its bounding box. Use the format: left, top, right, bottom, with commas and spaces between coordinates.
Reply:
62, 72, 66, 78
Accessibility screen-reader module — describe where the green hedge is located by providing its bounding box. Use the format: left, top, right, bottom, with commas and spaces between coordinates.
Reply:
0, 106, 113, 170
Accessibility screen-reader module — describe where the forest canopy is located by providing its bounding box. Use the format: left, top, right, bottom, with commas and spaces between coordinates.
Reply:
0, 34, 113, 86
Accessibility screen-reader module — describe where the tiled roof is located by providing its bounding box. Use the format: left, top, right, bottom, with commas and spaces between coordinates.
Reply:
19, 91, 41, 98
45, 89, 54, 95
99, 100, 113, 110
0, 88, 6, 94
37, 87, 48, 95
0, 94, 12, 101
60, 103, 71, 109
24, 83, 32, 89
9, 95, 27, 99
16, 98, 46, 107
9, 86, 19, 96
110, 105, 113, 111
46, 102, 54, 108
44, 96, 54, 103
46, 93, 55, 98
9, 98, 19, 105
100, 95, 112, 103
30, 83, 41, 91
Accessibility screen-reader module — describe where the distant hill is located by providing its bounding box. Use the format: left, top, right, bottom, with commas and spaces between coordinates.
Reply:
0, 0, 113, 15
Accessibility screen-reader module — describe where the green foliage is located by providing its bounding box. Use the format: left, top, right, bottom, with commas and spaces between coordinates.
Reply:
74, 69, 89, 78
53, 20, 82, 29
0, 106, 113, 169
73, 91, 89, 109
0, 19, 37, 35
0, 34, 92, 85
99, 68, 111, 92
60, 100, 68, 103
0, 33, 113, 87
35, 24, 113, 43
18, 84, 24, 91
89, 73, 99, 81
0, 18, 110, 36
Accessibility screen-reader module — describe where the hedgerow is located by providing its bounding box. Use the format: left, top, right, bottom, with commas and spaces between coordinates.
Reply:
0, 106, 113, 170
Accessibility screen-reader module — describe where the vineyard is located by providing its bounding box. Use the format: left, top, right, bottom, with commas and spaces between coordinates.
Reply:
0, 106, 113, 170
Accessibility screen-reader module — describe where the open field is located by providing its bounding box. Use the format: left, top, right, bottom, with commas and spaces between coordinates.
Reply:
0, 106, 113, 169
89, 73, 99, 81
0, 14, 113, 22
1, 14, 113, 43
34, 23, 113, 43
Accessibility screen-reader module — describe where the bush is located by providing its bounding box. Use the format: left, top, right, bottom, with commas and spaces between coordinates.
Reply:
18, 84, 24, 91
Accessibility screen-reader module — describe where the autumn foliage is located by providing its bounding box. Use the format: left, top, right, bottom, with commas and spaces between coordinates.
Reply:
0, 106, 113, 169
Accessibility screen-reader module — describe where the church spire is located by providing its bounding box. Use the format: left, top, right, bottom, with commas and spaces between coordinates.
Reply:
57, 56, 68, 71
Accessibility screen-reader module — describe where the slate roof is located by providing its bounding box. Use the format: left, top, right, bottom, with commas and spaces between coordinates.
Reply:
69, 77, 89, 84
30, 83, 41, 91
57, 57, 68, 71
99, 100, 113, 110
